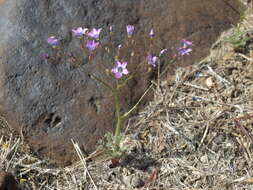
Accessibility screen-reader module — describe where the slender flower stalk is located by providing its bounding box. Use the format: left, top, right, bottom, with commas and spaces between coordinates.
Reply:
113, 89, 122, 139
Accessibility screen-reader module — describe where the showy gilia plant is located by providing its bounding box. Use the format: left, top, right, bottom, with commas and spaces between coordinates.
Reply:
44, 25, 193, 167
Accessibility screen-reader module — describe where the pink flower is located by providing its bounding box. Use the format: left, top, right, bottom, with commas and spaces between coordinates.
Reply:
111, 61, 129, 79
86, 40, 99, 52
147, 54, 158, 67
88, 28, 102, 39
72, 27, 88, 37
126, 25, 134, 38
47, 36, 60, 46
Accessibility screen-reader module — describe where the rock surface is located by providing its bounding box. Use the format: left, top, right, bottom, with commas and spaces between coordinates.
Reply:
0, 0, 241, 165
0, 171, 18, 190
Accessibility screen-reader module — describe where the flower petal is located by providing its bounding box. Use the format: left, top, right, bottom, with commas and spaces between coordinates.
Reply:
111, 67, 118, 74
153, 56, 158, 63
149, 29, 154, 37
115, 72, 123, 79
122, 68, 129, 75
159, 49, 167, 56
115, 61, 122, 67
121, 62, 127, 68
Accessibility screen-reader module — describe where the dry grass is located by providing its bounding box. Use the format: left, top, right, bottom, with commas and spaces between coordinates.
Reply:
1, 3, 253, 190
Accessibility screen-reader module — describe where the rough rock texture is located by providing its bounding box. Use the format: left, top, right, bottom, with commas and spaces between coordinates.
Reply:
0, 171, 18, 190
0, 0, 241, 165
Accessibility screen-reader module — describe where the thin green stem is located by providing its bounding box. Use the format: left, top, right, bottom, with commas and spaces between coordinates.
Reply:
117, 75, 133, 89
113, 88, 122, 138
90, 73, 113, 91
117, 59, 146, 89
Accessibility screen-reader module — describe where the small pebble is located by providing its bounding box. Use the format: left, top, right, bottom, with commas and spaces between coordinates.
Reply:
205, 77, 213, 87
131, 176, 144, 188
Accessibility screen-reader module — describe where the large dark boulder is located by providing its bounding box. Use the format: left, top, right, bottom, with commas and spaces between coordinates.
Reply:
0, 0, 241, 165
0, 171, 19, 190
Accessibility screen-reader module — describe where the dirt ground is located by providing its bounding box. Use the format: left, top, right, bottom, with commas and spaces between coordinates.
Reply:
1, 2, 253, 190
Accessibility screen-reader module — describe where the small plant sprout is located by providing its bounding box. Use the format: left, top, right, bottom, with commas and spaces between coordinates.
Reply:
224, 26, 251, 51
45, 24, 193, 167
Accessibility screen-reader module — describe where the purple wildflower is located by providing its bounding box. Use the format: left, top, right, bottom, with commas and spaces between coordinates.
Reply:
147, 54, 158, 67
109, 25, 113, 34
40, 53, 50, 59
88, 28, 102, 39
111, 61, 129, 79
86, 40, 99, 52
72, 27, 88, 37
47, 36, 60, 46
159, 49, 167, 56
149, 29, 154, 38
126, 25, 134, 38
178, 47, 192, 56
181, 39, 193, 47
178, 39, 193, 56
